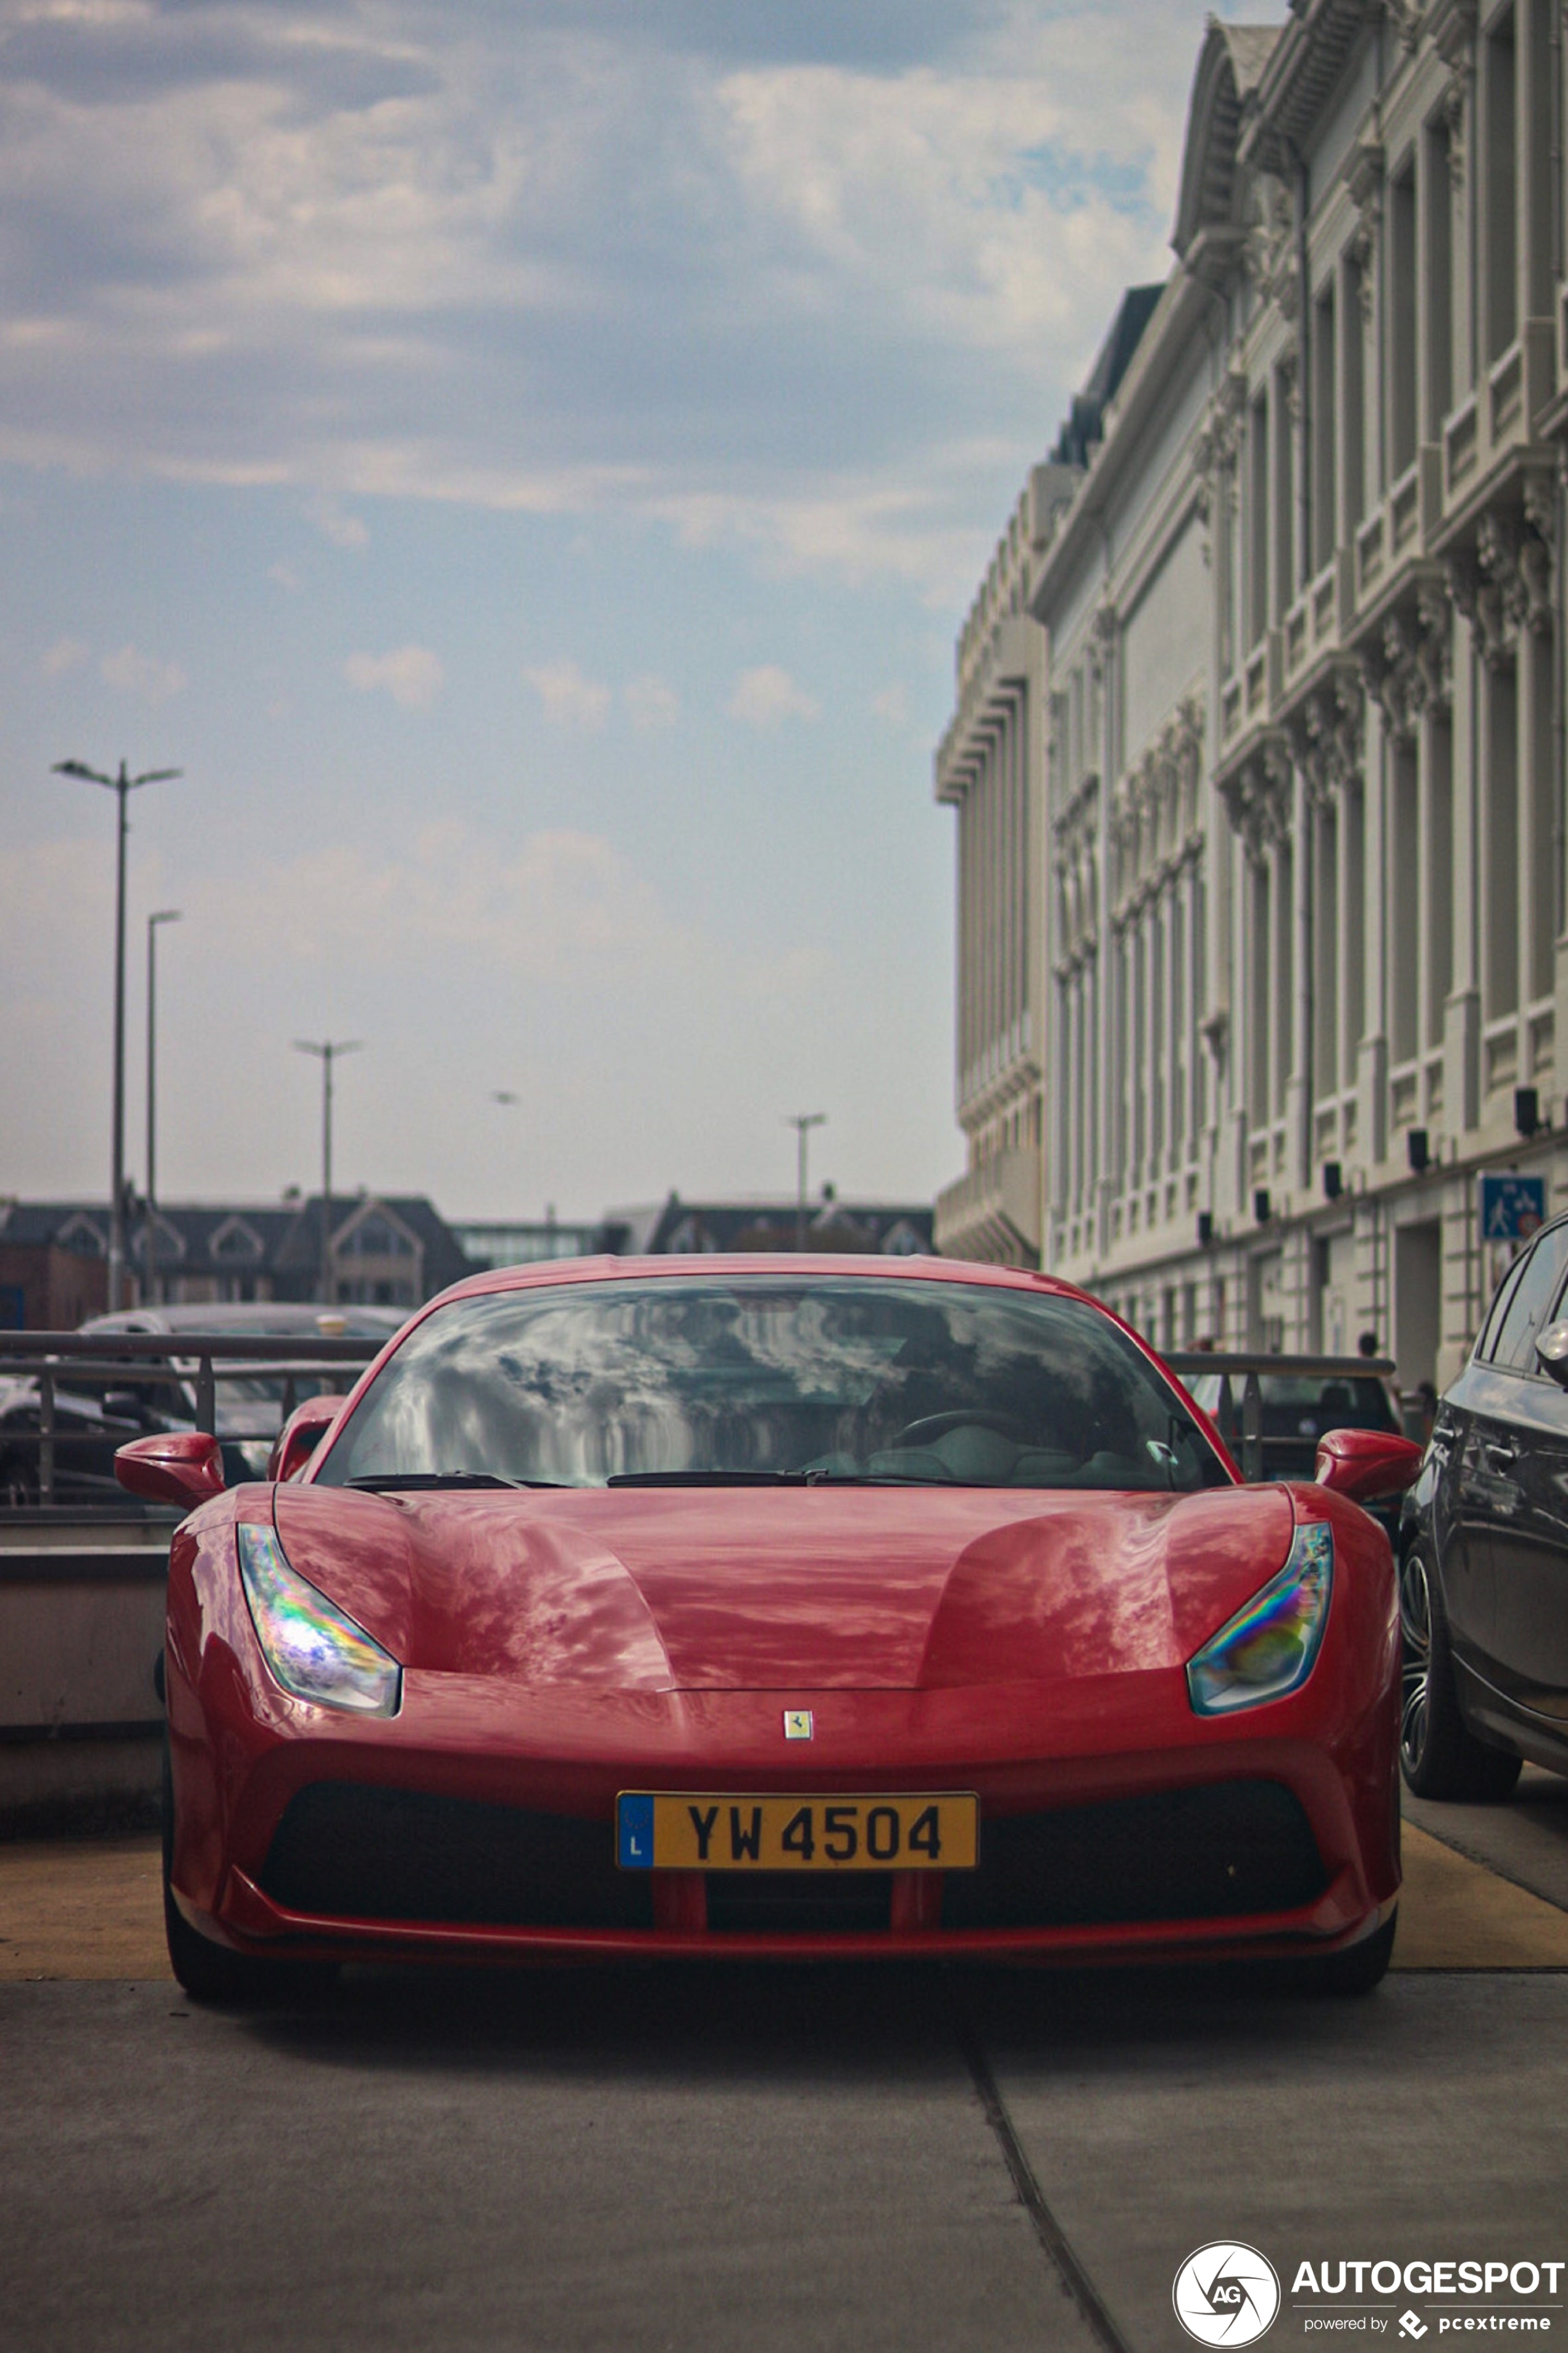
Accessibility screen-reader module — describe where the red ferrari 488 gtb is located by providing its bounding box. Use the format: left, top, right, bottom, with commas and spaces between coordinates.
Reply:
114, 1256, 1420, 1999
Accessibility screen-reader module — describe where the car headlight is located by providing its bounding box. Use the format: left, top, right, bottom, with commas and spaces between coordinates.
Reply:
1186, 1521, 1333, 1716
237, 1522, 401, 1716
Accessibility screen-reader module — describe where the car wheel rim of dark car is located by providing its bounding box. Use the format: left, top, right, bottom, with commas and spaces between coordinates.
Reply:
1399, 1553, 1433, 1774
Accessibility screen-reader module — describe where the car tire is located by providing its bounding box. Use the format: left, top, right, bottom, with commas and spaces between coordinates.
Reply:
162, 1736, 336, 2004
1312, 1908, 1398, 1996
1399, 1550, 1522, 1802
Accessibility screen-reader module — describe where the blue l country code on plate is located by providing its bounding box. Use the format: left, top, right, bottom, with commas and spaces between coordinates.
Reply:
617, 1792, 655, 1868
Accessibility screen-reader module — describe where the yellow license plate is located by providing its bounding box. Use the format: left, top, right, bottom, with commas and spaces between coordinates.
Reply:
616, 1792, 978, 1871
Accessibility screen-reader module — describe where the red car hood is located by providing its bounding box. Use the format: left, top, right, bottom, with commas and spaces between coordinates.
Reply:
273, 1481, 1295, 1692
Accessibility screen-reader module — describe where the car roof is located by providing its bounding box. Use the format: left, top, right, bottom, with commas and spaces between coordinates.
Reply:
428, 1252, 1079, 1307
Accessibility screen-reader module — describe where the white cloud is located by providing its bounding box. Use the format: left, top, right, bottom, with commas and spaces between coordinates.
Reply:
305, 496, 369, 551
872, 683, 909, 727
189, 821, 694, 985
727, 664, 819, 727
101, 643, 188, 702
42, 637, 89, 679
625, 672, 678, 730
0, 1, 1229, 598
525, 658, 611, 730
267, 561, 301, 592
343, 644, 445, 708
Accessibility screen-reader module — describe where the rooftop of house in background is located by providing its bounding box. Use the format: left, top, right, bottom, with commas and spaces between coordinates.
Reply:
0, 1187, 941, 1324
598, 1192, 934, 1258
0, 1193, 475, 1321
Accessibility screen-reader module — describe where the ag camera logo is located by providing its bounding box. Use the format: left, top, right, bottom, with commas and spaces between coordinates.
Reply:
1174, 2243, 1282, 2346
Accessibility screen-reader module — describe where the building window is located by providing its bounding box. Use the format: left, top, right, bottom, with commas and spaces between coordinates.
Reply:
1343, 786, 1366, 1060
1342, 255, 1365, 530
1314, 801, 1339, 1100
1273, 367, 1295, 614
1391, 740, 1420, 1063
1483, 8, 1517, 366
1248, 393, 1269, 646
1483, 664, 1519, 1022
211, 1219, 261, 1262
1425, 721, 1454, 1050
1249, 861, 1271, 1117
1272, 842, 1294, 1121
340, 1212, 414, 1259
1312, 282, 1337, 572
1389, 162, 1417, 479
1424, 117, 1453, 435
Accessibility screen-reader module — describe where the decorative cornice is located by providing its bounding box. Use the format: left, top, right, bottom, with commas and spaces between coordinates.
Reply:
1427, 0, 1478, 69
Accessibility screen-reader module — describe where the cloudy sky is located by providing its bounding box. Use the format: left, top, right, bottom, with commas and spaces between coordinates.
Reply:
0, 0, 1280, 1225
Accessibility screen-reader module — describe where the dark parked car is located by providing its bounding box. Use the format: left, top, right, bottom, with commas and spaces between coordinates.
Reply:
0, 1304, 403, 1503
1400, 1212, 1568, 1799
1187, 1368, 1404, 1483
1186, 1366, 1406, 1546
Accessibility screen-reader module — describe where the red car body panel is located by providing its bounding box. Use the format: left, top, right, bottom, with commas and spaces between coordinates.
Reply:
157, 1256, 1401, 1969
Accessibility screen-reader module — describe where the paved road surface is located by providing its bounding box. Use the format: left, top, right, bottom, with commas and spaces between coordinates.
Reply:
1, 1778, 1564, 2353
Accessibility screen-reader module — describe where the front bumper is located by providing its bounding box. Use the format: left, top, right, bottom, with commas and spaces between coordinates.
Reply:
169, 1661, 1399, 1970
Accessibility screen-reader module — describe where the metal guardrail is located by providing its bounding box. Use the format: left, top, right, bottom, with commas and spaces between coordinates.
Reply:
1165, 1351, 1399, 1484
0, 1332, 386, 1511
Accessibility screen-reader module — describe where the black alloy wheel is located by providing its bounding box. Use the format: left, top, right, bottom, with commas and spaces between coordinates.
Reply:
1398, 1550, 1522, 1802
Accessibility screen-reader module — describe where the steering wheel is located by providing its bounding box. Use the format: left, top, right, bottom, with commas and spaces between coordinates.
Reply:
890, 1410, 1033, 1449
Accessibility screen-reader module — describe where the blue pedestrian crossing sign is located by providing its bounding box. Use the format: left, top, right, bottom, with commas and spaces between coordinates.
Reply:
1480, 1174, 1546, 1242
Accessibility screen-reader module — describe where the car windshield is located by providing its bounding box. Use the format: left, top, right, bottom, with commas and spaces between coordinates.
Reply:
314, 1276, 1230, 1491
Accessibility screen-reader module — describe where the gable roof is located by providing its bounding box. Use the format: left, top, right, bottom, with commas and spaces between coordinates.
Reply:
1172, 20, 1282, 262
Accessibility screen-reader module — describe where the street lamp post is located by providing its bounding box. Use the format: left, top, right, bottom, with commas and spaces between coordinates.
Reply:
144, 909, 181, 1305
784, 1113, 827, 1251
52, 759, 181, 1311
294, 1039, 362, 1304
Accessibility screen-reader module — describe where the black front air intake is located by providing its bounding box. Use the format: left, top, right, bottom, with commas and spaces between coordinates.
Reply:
940, 1780, 1327, 1931
260, 1783, 654, 1930
704, 1871, 893, 1936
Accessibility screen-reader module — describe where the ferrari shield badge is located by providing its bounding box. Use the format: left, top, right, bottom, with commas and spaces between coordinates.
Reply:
783, 1710, 814, 1740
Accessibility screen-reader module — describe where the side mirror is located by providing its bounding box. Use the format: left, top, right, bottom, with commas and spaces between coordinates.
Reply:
115, 1430, 226, 1510
1537, 1321, 1568, 1389
269, 1394, 342, 1482
1313, 1426, 1425, 1503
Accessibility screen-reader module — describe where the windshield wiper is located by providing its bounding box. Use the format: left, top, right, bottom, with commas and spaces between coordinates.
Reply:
606, 1469, 808, 1487
803, 1469, 991, 1486
346, 1471, 566, 1492
603, 1468, 981, 1488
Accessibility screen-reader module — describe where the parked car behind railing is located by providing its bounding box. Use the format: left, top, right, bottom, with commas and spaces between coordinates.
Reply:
0, 1305, 402, 1508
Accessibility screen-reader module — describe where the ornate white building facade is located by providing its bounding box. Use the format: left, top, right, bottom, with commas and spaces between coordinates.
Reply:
935, 0, 1568, 1394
